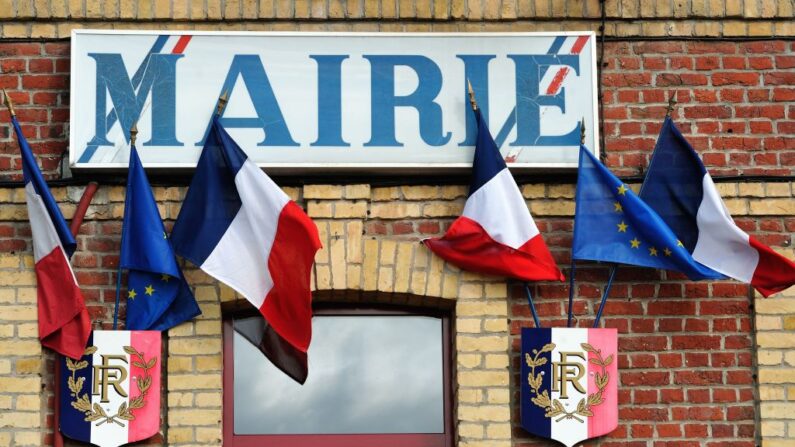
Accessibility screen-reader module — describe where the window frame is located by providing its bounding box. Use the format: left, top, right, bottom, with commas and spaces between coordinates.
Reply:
222, 304, 455, 447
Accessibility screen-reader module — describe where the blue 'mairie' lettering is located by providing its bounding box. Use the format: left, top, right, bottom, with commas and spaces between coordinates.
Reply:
363, 55, 451, 147
199, 55, 299, 147
88, 53, 183, 147
310, 55, 350, 147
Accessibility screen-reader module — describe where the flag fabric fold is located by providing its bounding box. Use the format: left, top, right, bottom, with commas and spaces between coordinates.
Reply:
423, 108, 564, 282
171, 116, 321, 383
639, 118, 795, 297
121, 146, 201, 331
13, 117, 91, 359
573, 145, 723, 280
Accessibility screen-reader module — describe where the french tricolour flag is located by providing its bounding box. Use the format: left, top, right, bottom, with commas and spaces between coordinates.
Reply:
640, 118, 795, 297
423, 107, 564, 282
171, 116, 321, 383
12, 114, 91, 360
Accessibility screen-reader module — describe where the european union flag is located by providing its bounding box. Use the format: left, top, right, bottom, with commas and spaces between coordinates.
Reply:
572, 146, 722, 280
121, 147, 201, 331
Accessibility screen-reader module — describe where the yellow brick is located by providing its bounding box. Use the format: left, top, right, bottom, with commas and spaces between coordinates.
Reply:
748, 21, 773, 36
758, 350, 783, 365
752, 199, 795, 216
304, 185, 343, 199
441, 272, 459, 299
394, 244, 413, 293
295, 0, 310, 17
761, 420, 787, 437
401, 185, 439, 200
757, 299, 795, 314
766, 183, 792, 197
457, 318, 482, 333
457, 335, 509, 352
195, 320, 221, 336
486, 422, 512, 439
167, 427, 194, 443
759, 368, 795, 384
380, 240, 397, 265
362, 239, 379, 290
0, 305, 36, 321
12, 430, 40, 445
307, 201, 332, 218
195, 392, 223, 407
377, 266, 394, 291
167, 356, 193, 373
315, 264, 331, 290
723, 198, 748, 215
370, 203, 421, 218
458, 354, 482, 368
458, 404, 511, 421
723, 20, 747, 36
330, 235, 346, 289
170, 338, 222, 355
761, 402, 795, 419
458, 422, 484, 438
169, 409, 222, 426
0, 377, 40, 393
334, 201, 368, 218
484, 353, 509, 369
487, 388, 510, 404
372, 187, 400, 201
484, 318, 508, 332
757, 332, 795, 349
14, 394, 37, 412
530, 201, 575, 216
168, 374, 222, 391
757, 315, 783, 330
14, 357, 40, 374
0, 396, 10, 409
547, 184, 575, 198
344, 184, 370, 199
423, 202, 464, 217
457, 301, 507, 317
196, 426, 222, 443
521, 184, 545, 198
0, 411, 41, 430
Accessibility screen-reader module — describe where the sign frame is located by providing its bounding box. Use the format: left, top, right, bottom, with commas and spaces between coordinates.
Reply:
69, 29, 600, 172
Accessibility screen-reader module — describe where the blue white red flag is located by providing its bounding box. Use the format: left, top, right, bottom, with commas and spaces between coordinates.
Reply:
12, 113, 91, 360
423, 108, 564, 282
573, 145, 722, 280
60, 330, 161, 447
171, 116, 321, 383
521, 328, 618, 447
121, 146, 200, 331
640, 118, 795, 297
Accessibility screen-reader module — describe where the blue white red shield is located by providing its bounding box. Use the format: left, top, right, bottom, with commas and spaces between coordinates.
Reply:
60, 330, 161, 447
521, 328, 618, 447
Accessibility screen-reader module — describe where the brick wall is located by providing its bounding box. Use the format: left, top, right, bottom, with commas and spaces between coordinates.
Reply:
0, 5, 794, 447
0, 181, 792, 446
2, 39, 793, 180
0, 0, 794, 38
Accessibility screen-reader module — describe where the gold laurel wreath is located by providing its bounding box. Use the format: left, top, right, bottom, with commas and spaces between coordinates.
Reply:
525, 342, 612, 423
66, 345, 157, 427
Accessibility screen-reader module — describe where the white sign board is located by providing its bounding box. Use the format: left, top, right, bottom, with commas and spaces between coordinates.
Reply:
70, 30, 598, 171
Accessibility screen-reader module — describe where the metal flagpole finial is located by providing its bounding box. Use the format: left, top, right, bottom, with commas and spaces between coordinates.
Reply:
580, 118, 586, 145
216, 90, 229, 116
2, 89, 15, 117
467, 80, 478, 112
130, 122, 138, 147
665, 91, 677, 118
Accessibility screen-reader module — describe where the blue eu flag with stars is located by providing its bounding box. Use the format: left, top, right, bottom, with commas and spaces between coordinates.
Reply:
121, 147, 201, 330
572, 146, 722, 280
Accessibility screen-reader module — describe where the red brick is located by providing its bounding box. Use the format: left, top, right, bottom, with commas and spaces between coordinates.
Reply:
712, 72, 760, 86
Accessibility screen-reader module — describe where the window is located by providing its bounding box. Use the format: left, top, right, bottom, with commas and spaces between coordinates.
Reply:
223, 305, 454, 447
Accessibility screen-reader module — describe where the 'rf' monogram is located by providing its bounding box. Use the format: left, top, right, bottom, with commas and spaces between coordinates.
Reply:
92, 355, 129, 403
551, 352, 586, 399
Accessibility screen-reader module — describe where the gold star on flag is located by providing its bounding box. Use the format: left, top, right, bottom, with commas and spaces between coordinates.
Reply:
617, 184, 628, 195
616, 221, 628, 233
677, 240, 684, 247
649, 247, 658, 256
145, 284, 155, 296
128, 289, 137, 300
664, 248, 672, 256
630, 238, 641, 249
613, 202, 623, 212
161, 274, 171, 282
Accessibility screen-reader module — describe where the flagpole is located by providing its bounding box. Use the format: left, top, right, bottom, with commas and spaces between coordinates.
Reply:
567, 119, 588, 327
592, 93, 678, 328
524, 283, 542, 328
113, 123, 137, 330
